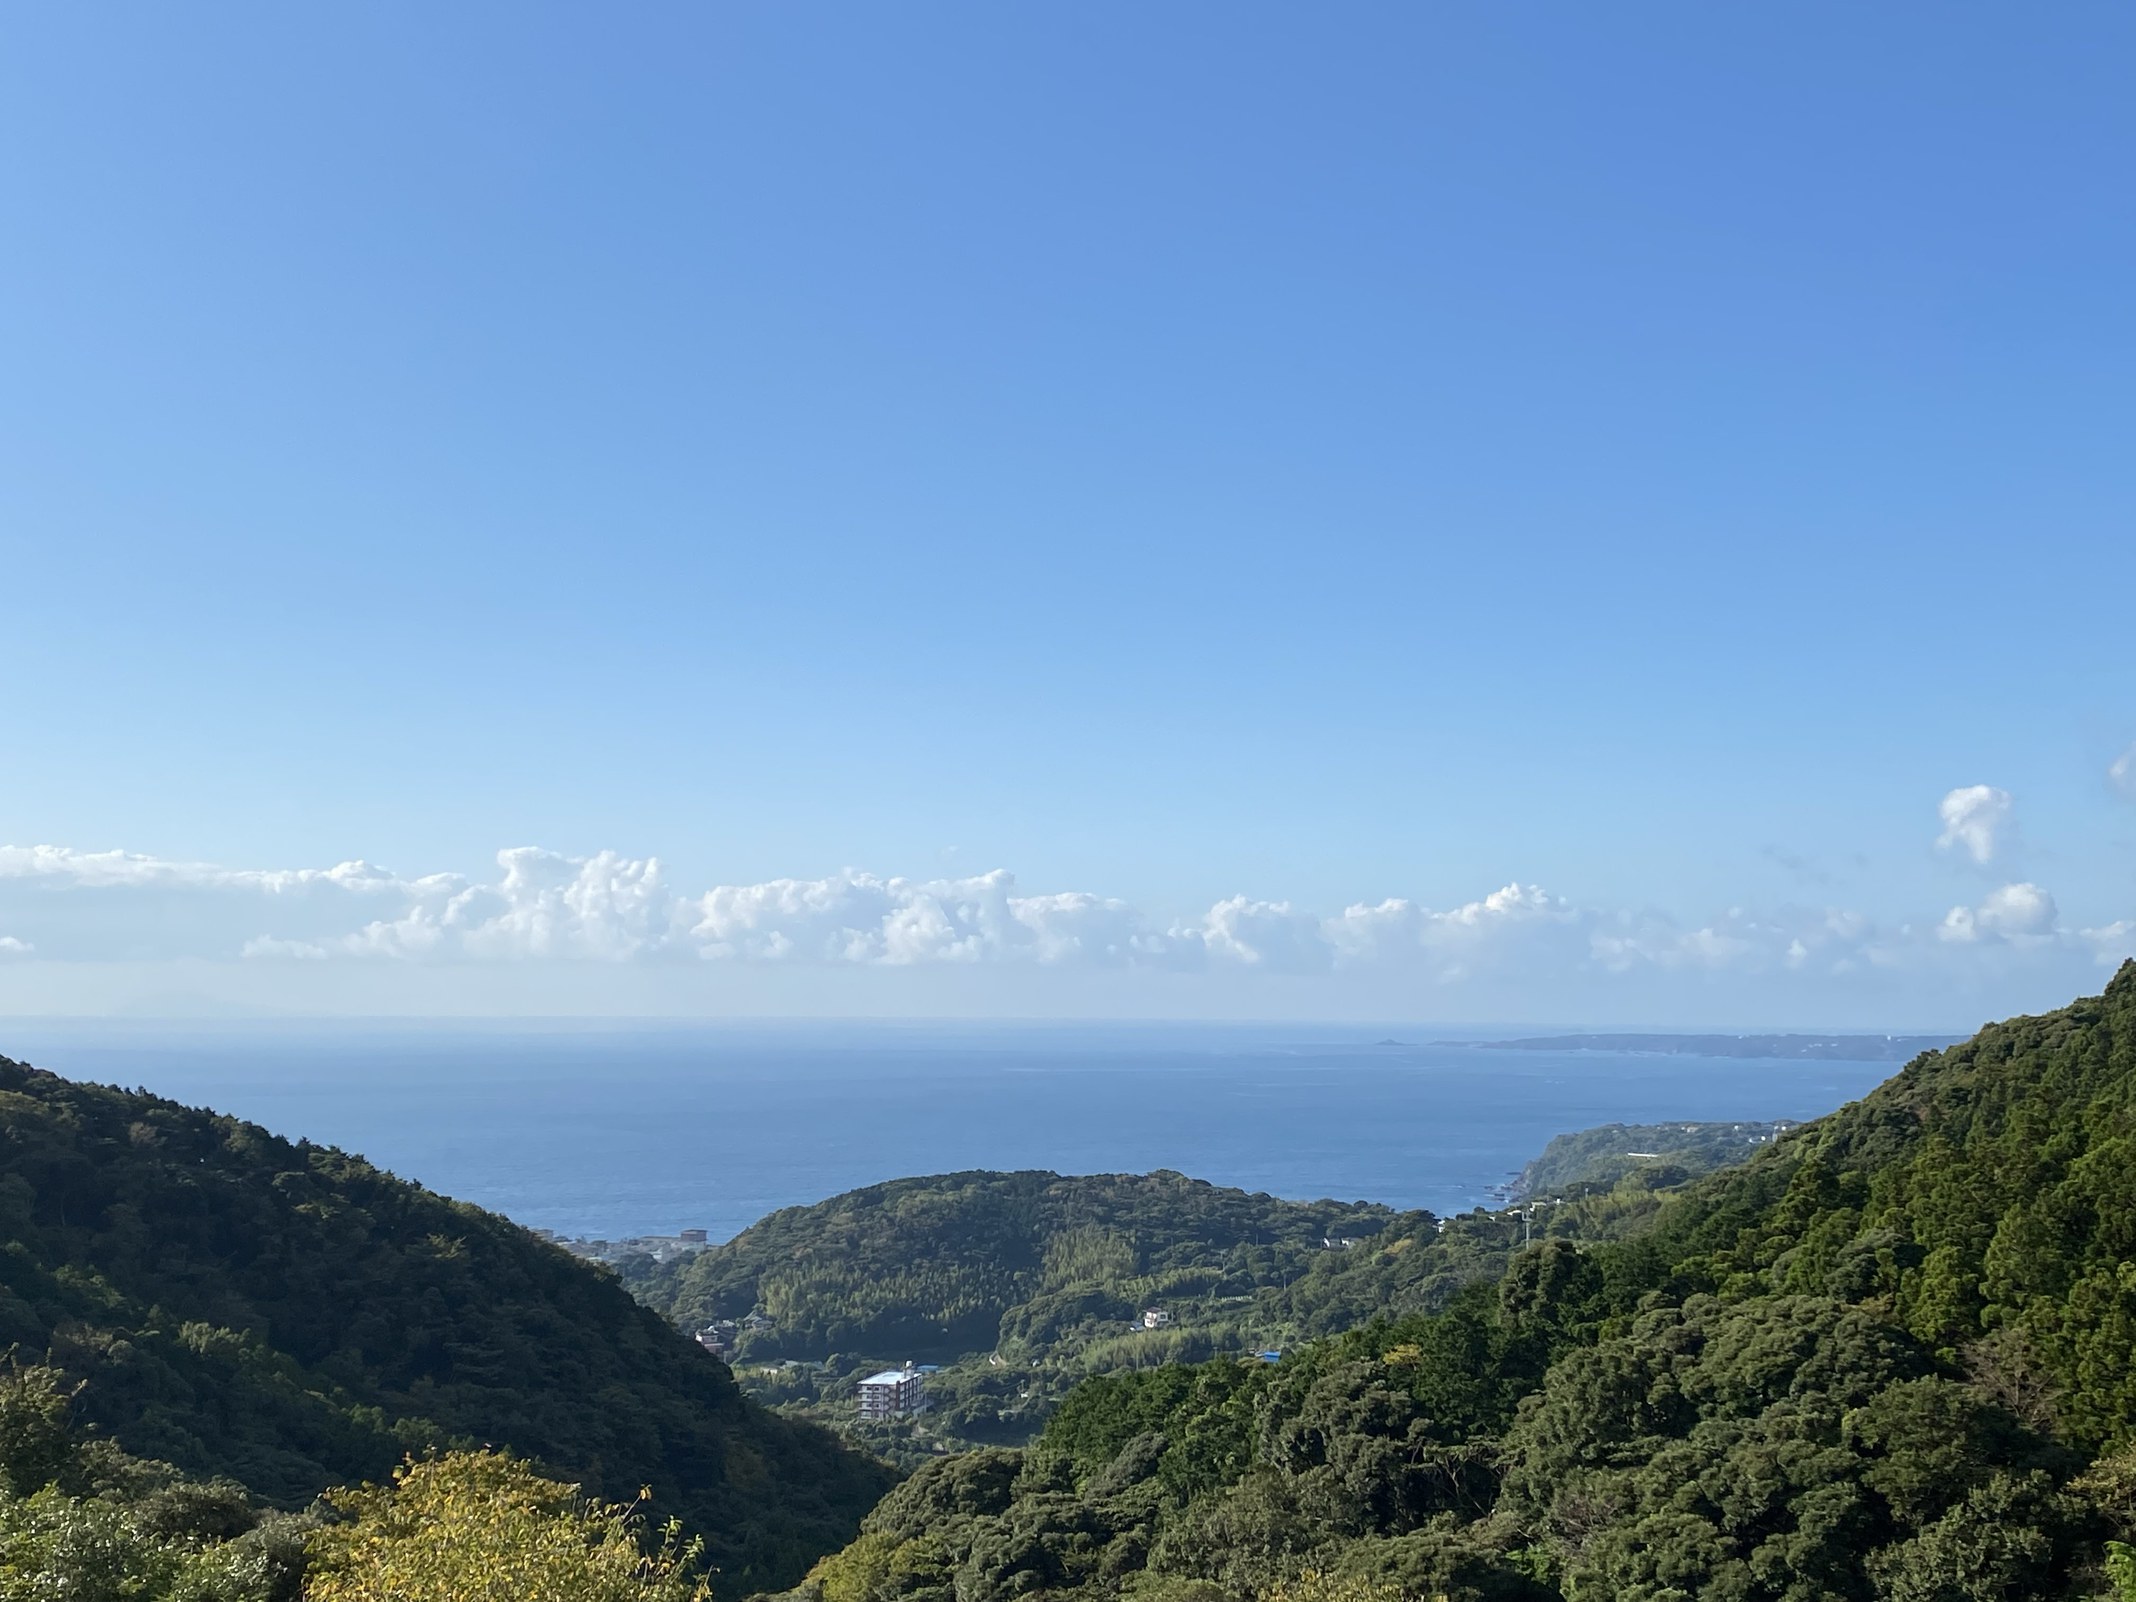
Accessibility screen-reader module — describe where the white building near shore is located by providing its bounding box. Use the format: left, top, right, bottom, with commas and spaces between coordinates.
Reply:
858, 1362, 928, 1420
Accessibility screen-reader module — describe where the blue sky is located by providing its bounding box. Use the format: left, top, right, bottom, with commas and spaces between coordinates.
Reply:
3, 4, 2133, 1025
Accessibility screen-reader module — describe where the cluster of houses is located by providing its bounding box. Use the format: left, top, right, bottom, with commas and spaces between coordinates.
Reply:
693, 1310, 774, 1355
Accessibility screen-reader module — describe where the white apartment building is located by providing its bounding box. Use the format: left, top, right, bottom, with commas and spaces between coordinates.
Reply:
857, 1362, 928, 1420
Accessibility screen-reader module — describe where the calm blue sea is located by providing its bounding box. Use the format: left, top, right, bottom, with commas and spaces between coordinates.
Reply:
2, 1021, 1895, 1243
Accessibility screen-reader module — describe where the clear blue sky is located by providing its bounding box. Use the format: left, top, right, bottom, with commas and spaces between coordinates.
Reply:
3, 4, 2133, 1024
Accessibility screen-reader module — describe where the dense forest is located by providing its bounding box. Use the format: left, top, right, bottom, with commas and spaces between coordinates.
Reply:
0, 1055, 890, 1597
779, 964, 2136, 1600
621, 1130, 1786, 1463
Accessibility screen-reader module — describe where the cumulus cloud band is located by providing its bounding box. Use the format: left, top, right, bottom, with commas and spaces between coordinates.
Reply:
3, 840, 2129, 990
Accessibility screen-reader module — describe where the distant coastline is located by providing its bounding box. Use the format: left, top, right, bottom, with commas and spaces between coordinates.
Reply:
1436, 1032, 1961, 1062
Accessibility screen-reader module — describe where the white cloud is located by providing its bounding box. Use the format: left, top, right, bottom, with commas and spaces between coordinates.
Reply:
1008, 891, 1164, 967
1937, 785, 2015, 865
1318, 885, 1887, 986
0, 844, 399, 895
1938, 882, 2059, 945
1188, 896, 1332, 972
1325, 884, 1592, 982
2112, 744, 2136, 800
1, 842, 2129, 1011
1586, 903, 1882, 978
240, 937, 328, 960
2080, 920, 2136, 967
685, 869, 1172, 967
383, 849, 682, 962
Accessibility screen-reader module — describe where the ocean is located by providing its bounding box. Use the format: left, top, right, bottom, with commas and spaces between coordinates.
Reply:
1, 1021, 1897, 1243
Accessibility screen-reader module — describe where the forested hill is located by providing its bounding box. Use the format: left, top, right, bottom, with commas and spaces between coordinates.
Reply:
1626, 958, 2136, 1447
621, 1147, 1791, 1466
629, 1170, 1405, 1365
629, 1171, 1664, 1470
0, 1054, 890, 1597
785, 965, 2136, 1601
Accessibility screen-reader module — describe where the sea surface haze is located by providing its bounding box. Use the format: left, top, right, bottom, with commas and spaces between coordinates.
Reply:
2, 1021, 1897, 1241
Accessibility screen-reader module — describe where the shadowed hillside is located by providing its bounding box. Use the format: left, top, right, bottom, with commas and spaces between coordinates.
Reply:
0, 1055, 892, 1596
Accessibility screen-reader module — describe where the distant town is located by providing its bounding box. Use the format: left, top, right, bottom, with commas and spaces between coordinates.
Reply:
530, 1228, 714, 1266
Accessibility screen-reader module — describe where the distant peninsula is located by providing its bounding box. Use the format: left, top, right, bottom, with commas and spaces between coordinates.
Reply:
1441, 1031, 1962, 1061
1510, 1118, 1801, 1200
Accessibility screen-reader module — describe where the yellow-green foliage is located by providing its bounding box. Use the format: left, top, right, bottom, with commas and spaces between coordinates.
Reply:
305, 1452, 710, 1602
1043, 1226, 1139, 1289
804, 1530, 899, 1602
801, 1527, 962, 1602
